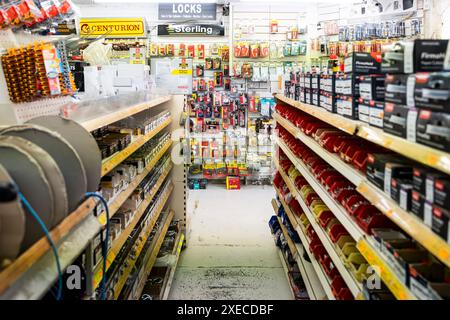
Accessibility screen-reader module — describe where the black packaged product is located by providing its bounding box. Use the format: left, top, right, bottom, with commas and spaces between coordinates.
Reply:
366, 153, 413, 194
385, 74, 409, 105
412, 190, 425, 220
368, 100, 385, 128
412, 167, 428, 196
358, 101, 370, 124
336, 95, 358, 119
358, 75, 385, 101
336, 74, 359, 96
414, 40, 449, 72
431, 205, 450, 242
414, 170, 449, 204
305, 88, 312, 105
383, 103, 411, 138
382, 40, 449, 74
433, 178, 450, 209
321, 91, 336, 113
381, 41, 415, 74
295, 84, 301, 101
312, 89, 320, 106
416, 109, 450, 152
414, 72, 450, 112
285, 81, 294, 98
344, 52, 382, 74
305, 73, 313, 90
391, 178, 413, 212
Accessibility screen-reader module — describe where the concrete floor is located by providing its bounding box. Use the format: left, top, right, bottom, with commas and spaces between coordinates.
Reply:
168, 184, 293, 300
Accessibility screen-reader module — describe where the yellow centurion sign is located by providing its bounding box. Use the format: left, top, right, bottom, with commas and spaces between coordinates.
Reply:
79, 18, 146, 38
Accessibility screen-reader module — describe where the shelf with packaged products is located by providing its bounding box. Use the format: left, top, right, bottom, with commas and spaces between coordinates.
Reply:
274, 158, 362, 298
0, 199, 99, 299
101, 117, 172, 177
273, 112, 365, 186
358, 182, 450, 269
111, 184, 173, 300
272, 197, 328, 300
274, 112, 450, 269
275, 94, 450, 175
92, 167, 173, 290
129, 210, 175, 300
357, 238, 417, 300
276, 137, 364, 241
160, 232, 185, 300
275, 94, 358, 135
276, 248, 297, 300
98, 141, 172, 222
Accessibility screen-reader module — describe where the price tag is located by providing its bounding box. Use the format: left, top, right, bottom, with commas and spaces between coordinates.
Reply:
406, 110, 418, 142
98, 213, 107, 226
424, 203, 433, 227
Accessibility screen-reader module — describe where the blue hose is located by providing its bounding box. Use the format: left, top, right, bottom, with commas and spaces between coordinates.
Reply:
18, 192, 63, 300
85, 192, 110, 300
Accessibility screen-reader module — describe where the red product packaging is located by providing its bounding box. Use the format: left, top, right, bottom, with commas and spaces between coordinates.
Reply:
188, 45, 195, 58
197, 44, 205, 59
250, 43, 260, 58
260, 42, 269, 58
178, 43, 186, 56
41, 0, 61, 19
240, 42, 250, 57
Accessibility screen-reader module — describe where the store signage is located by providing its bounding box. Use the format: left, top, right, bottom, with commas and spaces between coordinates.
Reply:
157, 24, 224, 37
158, 3, 217, 20
79, 18, 146, 38
52, 19, 77, 35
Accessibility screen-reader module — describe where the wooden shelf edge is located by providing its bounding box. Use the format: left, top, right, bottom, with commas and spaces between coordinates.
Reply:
0, 198, 97, 295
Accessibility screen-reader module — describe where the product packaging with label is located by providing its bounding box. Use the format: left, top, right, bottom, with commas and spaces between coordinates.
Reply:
411, 190, 425, 220
409, 263, 450, 300
366, 153, 413, 193
431, 205, 450, 243
344, 52, 382, 74
383, 103, 412, 138
414, 72, 450, 112
336, 95, 358, 119
382, 40, 449, 74
391, 178, 413, 211
358, 75, 385, 101
385, 74, 409, 105
416, 109, 450, 152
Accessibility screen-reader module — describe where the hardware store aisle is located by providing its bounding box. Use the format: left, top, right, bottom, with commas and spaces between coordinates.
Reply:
169, 185, 292, 300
